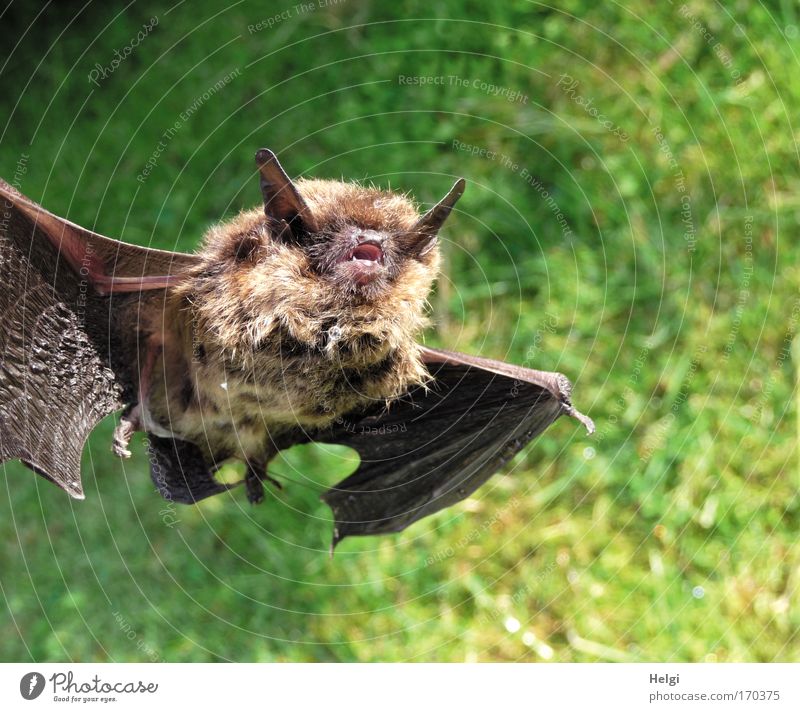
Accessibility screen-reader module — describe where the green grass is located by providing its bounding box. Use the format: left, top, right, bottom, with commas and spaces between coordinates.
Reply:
1, 0, 798, 661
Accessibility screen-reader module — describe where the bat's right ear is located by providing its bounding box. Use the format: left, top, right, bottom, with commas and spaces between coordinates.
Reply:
416, 178, 466, 235
255, 148, 319, 234
404, 178, 465, 257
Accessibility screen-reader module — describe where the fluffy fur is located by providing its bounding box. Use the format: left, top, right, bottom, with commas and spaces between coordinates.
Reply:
145, 179, 441, 465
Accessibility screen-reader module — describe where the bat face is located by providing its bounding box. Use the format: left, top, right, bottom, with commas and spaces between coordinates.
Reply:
255, 149, 465, 306
289, 180, 438, 302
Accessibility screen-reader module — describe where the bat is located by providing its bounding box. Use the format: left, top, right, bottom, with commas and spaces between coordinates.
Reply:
0, 149, 593, 547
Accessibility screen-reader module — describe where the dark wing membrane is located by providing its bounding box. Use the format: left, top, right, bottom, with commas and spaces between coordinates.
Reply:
0, 180, 199, 498
148, 436, 237, 503
321, 346, 594, 546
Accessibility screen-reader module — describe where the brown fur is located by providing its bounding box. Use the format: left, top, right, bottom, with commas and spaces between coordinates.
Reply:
143, 179, 441, 465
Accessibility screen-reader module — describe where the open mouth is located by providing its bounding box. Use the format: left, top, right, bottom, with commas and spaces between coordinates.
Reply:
340, 240, 384, 285
348, 241, 383, 263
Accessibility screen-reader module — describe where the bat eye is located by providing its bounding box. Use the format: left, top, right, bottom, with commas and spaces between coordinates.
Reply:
283, 214, 307, 241
270, 215, 310, 245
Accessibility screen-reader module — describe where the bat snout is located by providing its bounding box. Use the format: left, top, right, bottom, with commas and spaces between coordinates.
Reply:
342, 248, 384, 285
335, 230, 387, 286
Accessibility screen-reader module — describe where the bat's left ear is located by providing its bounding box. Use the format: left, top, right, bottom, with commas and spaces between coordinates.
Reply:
255, 148, 320, 235
408, 178, 465, 255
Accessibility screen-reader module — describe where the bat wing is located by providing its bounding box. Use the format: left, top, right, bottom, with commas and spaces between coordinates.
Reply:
0, 180, 199, 498
320, 346, 594, 546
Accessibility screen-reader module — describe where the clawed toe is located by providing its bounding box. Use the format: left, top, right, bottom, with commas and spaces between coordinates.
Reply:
245, 476, 265, 504
112, 406, 140, 459
245, 461, 282, 504
112, 440, 132, 459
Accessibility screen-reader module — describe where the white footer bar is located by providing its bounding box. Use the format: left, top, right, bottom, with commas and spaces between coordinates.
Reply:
1, 663, 797, 710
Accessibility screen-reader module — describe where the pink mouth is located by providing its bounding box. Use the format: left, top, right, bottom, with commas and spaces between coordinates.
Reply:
349, 242, 383, 263
340, 241, 384, 285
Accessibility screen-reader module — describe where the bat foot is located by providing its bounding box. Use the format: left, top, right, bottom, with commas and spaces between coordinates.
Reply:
112, 406, 140, 459
244, 461, 283, 504
245, 462, 265, 504
112, 441, 133, 459
245, 476, 265, 505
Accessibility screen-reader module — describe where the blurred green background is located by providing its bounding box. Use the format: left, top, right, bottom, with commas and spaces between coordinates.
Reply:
1, 0, 798, 662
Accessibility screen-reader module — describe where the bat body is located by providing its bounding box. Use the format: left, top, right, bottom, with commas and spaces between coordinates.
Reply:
0, 150, 593, 545
139, 171, 443, 489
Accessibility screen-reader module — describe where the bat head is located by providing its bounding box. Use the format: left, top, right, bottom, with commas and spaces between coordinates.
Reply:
184, 150, 465, 375
255, 149, 464, 302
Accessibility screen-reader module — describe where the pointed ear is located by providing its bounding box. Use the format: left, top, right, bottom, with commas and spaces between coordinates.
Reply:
408, 178, 465, 255
255, 148, 319, 233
